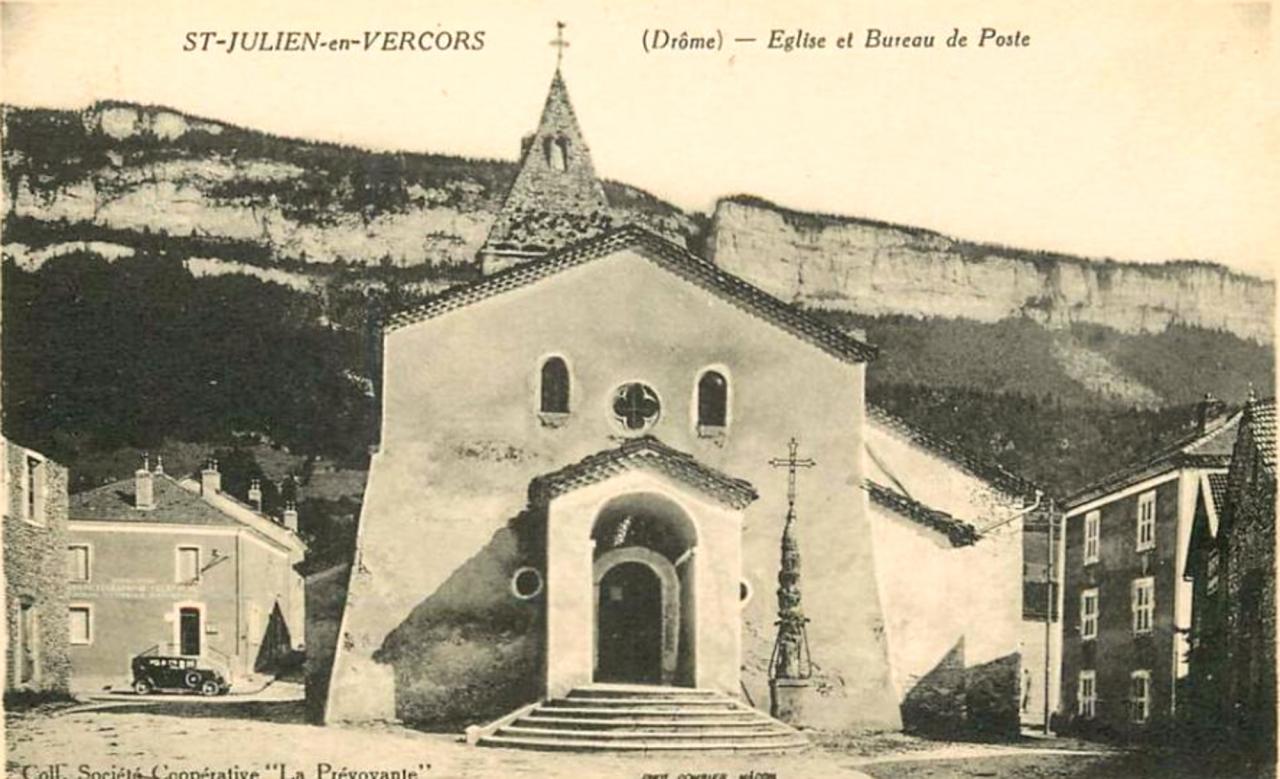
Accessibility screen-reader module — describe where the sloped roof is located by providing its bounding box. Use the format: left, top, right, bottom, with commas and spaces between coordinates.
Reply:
388, 225, 878, 363
71, 474, 238, 526
866, 480, 979, 547
1207, 472, 1230, 515
529, 436, 758, 509
71, 473, 303, 553
867, 405, 1040, 500
1067, 411, 1241, 509
1243, 397, 1276, 474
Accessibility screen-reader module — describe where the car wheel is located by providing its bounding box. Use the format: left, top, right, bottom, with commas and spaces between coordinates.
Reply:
184, 671, 202, 689
200, 680, 220, 697
133, 679, 154, 695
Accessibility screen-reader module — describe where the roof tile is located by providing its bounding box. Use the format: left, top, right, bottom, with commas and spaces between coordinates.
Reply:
388, 225, 877, 364
866, 480, 979, 547
529, 435, 758, 509
71, 475, 238, 526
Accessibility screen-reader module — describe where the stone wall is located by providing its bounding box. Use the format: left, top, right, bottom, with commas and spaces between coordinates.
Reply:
1222, 426, 1276, 764
4, 441, 71, 695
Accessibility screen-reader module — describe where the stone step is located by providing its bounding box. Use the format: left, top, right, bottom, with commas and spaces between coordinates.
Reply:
502, 725, 800, 741
545, 696, 742, 708
478, 733, 810, 752
530, 705, 750, 719
476, 687, 808, 753
519, 714, 774, 730
567, 685, 724, 699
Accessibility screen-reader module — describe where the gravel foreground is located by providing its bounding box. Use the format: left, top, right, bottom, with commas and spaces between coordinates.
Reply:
3, 701, 1252, 779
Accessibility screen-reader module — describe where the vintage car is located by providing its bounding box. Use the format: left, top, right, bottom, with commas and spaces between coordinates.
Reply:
131, 655, 231, 696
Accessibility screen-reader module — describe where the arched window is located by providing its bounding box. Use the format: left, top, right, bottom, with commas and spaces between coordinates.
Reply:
545, 135, 568, 172
540, 357, 570, 414
697, 370, 728, 429
554, 137, 570, 171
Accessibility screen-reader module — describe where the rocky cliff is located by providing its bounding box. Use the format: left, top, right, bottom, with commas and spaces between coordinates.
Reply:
708, 197, 1274, 344
2, 103, 695, 270
4, 104, 1272, 345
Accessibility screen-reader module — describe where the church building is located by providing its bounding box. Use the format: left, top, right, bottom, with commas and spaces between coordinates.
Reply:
324, 55, 1038, 748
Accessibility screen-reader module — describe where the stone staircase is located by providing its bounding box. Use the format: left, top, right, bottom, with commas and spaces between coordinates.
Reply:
475, 684, 809, 752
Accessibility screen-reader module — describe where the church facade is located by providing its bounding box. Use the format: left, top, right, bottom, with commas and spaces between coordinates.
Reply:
324, 64, 1036, 739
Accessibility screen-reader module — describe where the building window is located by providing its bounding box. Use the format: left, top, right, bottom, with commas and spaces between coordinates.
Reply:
1078, 670, 1097, 719
1136, 490, 1156, 551
68, 605, 92, 645
1084, 510, 1100, 565
545, 136, 569, 172
696, 369, 729, 431
1132, 576, 1155, 634
1130, 670, 1151, 723
176, 546, 201, 583
67, 544, 91, 583
612, 382, 661, 432
1206, 550, 1219, 595
178, 607, 201, 656
16, 601, 40, 685
23, 455, 45, 526
1081, 587, 1099, 640
539, 356, 570, 414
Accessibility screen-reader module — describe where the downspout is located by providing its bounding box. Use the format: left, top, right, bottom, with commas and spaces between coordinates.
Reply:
976, 489, 1047, 732
236, 532, 243, 680
1044, 506, 1055, 735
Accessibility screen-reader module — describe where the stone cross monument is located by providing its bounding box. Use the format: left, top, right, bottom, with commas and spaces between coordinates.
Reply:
767, 438, 817, 723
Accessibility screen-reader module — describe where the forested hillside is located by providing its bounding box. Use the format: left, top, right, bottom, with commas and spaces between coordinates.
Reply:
2, 101, 1273, 569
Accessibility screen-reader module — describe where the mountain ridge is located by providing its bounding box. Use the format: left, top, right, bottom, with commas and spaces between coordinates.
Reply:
2, 100, 1274, 501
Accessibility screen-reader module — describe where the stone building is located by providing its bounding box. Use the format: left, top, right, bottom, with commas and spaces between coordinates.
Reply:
66, 457, 306, 692
1185, 395, 1275, 771
3, 437, 71, 696
1059, 399, 1238, 737
323, 62, 1039, 747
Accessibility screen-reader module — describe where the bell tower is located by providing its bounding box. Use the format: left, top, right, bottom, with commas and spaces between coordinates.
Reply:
478, 23, 612, 275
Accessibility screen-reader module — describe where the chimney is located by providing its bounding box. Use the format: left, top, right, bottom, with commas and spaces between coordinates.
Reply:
135, 453, 155, 510
1196, 392, 1228, 434
201, 458, 221, 496
248, 479, 262, 512
282, 501, 299, 533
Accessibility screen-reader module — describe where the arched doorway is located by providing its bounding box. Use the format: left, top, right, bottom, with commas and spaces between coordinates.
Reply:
596, 562, 662, 683
591, 493, 697, 686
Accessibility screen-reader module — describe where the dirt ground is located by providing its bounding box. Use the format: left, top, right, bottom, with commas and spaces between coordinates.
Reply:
2, 700, 1258, 779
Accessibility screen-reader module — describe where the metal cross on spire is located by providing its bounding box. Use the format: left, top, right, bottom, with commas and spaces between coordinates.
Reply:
550, 21, 569, 68
769, 437, 816, 518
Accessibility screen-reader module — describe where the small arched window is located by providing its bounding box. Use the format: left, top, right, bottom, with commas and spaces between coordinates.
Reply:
540, 357, 570, 414
554, 137, 570, 171
697, 370, 728, 429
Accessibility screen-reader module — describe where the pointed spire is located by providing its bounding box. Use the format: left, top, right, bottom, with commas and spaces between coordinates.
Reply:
478, 46, 612, 274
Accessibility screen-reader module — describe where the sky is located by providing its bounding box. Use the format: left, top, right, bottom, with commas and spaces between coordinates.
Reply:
1, 0, 1276, 277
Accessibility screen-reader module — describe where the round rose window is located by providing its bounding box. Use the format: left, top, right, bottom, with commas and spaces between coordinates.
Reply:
612, 383, 661, 432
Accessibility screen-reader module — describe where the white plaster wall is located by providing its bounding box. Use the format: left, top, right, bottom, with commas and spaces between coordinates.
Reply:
328, 247, 901, 729
869, 506, 1023, 701
1019, 618, 1062, 728
865, 418, 1023, 531
544, 470, 741, 698
864, 415, 1025, 712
